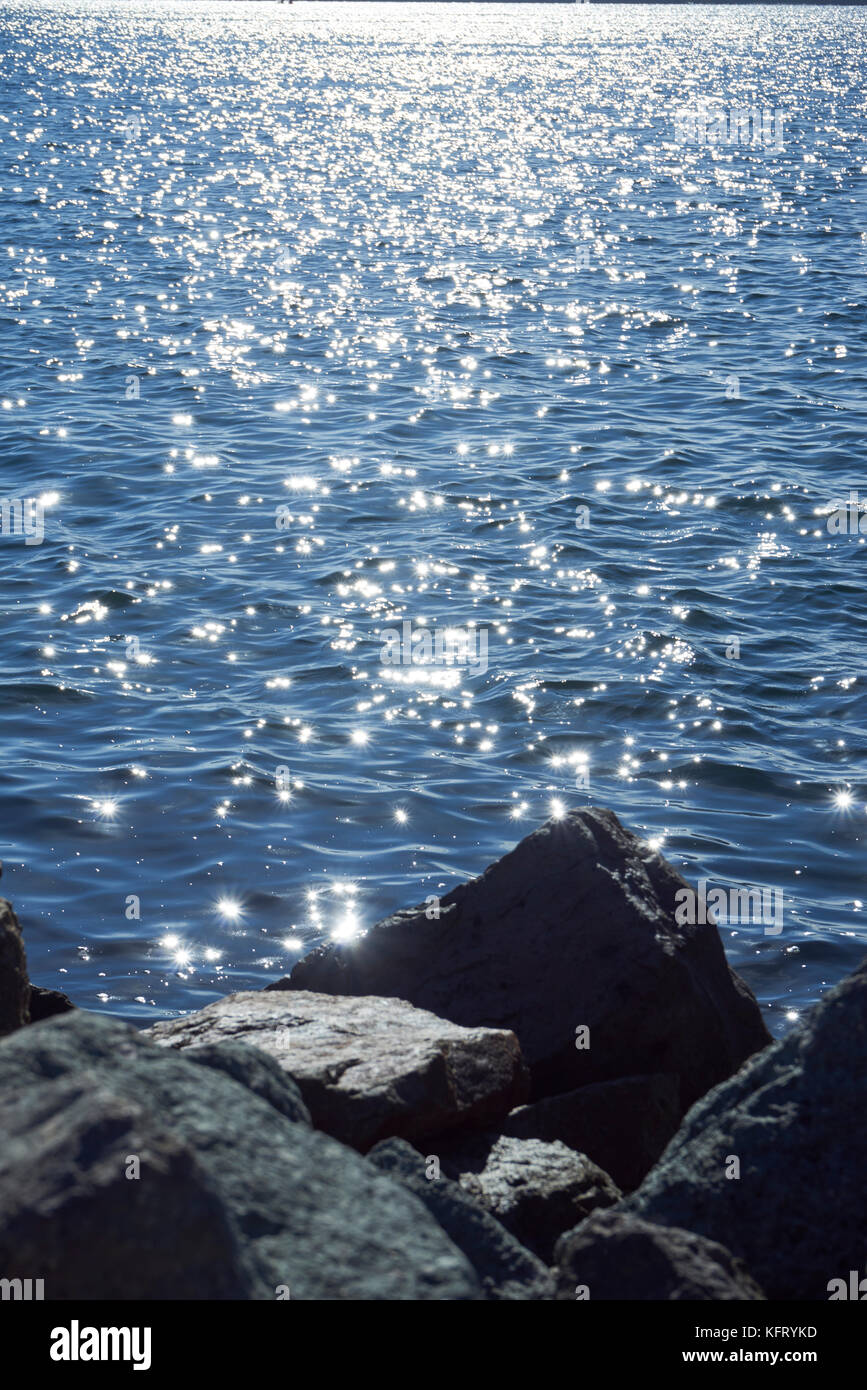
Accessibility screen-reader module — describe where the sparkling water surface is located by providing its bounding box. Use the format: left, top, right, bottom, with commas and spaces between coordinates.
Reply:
1, 2, 866, 1030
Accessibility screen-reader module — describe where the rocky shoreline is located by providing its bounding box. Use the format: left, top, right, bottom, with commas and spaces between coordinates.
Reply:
0, 807, 863, 1300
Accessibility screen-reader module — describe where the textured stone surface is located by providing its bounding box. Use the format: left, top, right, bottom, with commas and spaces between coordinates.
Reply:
0, 1073, 251, 1299
180, 1039, 311, 1126
279, 809, 770, 1109
0, 899, 29, 1036
438, 1132, 621, 1264
554, 1211, 766, 1301
367, 1137, 553, 1300
0, 1011, 481, 1300
625, 956, 867, 1300
503, 1073, 681, 1192
147, 989, 527, 1151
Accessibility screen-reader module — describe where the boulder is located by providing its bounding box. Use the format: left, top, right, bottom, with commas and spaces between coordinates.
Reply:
28, 985, 75, 1023
625, 956, 867, 1300
1, 1072, 251, 1299
278, 809, 770, 1109
0, 1011, 481, 1300
367, 1138, 554, 1300
0, 896, 76, 1032
437, 1132, 621, 1264
502, 1073, 681, 1192
180, 1040, 311, 1126
0, 899, 29, 1036
147, 990, 527, 1152
554, 1211, 766, 1300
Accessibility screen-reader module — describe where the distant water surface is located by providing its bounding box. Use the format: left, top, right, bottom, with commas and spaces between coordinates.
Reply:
1, 2, 866, 1032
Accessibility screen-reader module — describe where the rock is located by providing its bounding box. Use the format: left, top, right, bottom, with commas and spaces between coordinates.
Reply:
278, 809, 770, 1110
1, 1073, 252, 1299
146, 990, 528, 1152
625, 956, 867, 1300
554, 1211, 766, 1301
503, 1074, 681, 1193
0, 897, 75, 1032
0, 1011, 482, 1300
28, 985, 75, 1023
436, 1132, 621, 1264
180, 1040, 311, 1126
0, 899, 29, 1036
367, 1137, 554, 1300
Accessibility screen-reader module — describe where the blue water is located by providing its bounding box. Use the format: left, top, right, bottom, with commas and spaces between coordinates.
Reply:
1, 2, 865, 1033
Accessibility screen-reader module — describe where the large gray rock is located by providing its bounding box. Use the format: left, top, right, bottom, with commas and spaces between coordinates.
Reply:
1, 1073, 251, 1299
0, 899, 29, 1036
278, 809, 770, 1110
367, 1138, 554, 1301
503, 1073, 681, 1193
625, 956, 867, 1300
0, 1012, 482, 1300
554, 1211, 766, 1301
180, 1040, 311, 1126
147, 990, 527, 1152
437, 1132, 621, 1264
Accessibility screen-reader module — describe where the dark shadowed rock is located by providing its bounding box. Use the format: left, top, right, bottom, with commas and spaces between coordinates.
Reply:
146, 990, 527, 1152
0, 896, 75, 1032
180, 1040, 311, 1126
0, 1012, 482, 1300
367, 1137, 554, 1300
554, 1211, 766, 1301
278, 809, 770, 1109
436, 1132, 621, 1264
0, 1073, 252, 1299
28, 985, 75, 1023
503, 1073, 681, 1192
625, 956, 867, 1300
0, 899, 29, 1036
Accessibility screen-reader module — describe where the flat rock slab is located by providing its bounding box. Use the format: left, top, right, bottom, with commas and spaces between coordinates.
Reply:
626, 955, 867, 1300
279, 809, 770, 1110
503, 1073, 681, 1193
554, 1211, 766, 1301
438, 1132, 621, 1264
147, 990, 528, 1152
0, 1011, 481, 1300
